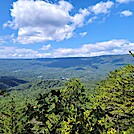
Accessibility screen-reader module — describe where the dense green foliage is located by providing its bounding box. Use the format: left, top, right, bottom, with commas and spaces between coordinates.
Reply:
0, 55, 134, 133
0, 97, 26, 134
23, 79, 88, 133
90, 65, 134, 133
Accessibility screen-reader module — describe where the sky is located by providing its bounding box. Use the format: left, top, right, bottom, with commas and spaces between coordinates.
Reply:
0, 0, 134, 58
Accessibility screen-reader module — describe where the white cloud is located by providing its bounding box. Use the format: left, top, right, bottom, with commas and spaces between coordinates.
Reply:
39, 44, 51, 51
120, 10, 133, 17
72, 8, 90, 27
116, 0, 134, 3
0, 39, 134, 58
4, 0, 115, 44
87, 16, 97, 24
79, 32, 87, 37
4, 0, 90, 44
0, 45, 51, 58
90, 1, 114, 14
52, 39, 134, 57
0, 38, 5, 44
0, 34, 15, 44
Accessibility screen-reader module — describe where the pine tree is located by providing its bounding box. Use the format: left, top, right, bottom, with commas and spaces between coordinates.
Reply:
0, 97, 26, 134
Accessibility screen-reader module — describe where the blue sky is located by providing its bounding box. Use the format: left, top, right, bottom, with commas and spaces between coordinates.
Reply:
0, 0, 134, 58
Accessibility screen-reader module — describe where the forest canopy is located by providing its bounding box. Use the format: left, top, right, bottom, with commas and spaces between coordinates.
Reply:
0, 55, 134, 134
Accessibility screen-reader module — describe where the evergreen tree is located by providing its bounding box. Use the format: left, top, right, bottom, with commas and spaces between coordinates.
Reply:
93, 65, 134, 133
0, 97, 26, 134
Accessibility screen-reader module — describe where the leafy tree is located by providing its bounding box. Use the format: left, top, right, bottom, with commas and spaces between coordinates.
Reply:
24, 78, 90, 133
92, 65, 134, 133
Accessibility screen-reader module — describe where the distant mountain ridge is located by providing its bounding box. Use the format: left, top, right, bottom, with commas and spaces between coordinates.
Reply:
0, 54, 134, 90
34, 54, 134, 68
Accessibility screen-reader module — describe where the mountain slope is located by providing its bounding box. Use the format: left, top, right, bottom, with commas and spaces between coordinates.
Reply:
0, 54, 133, 89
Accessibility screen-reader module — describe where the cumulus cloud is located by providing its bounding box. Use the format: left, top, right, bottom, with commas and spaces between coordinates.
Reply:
89, 1, 114, 14
4, 0, 116, 44
4, 0, 90, 44
120, 10, 133, 17
0, 45, 51, 58
72, 8, 90, 27
0, 39, 133, 58
52, 39, 134, 57
116, 0, 134, 3
39, 44, 51, 51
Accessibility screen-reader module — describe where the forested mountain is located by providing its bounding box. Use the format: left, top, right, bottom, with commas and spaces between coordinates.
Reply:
0, 54, 134, 91
0, 54, 134, 134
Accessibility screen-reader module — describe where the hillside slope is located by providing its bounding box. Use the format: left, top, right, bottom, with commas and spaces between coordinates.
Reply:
0, 54, 133, 90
